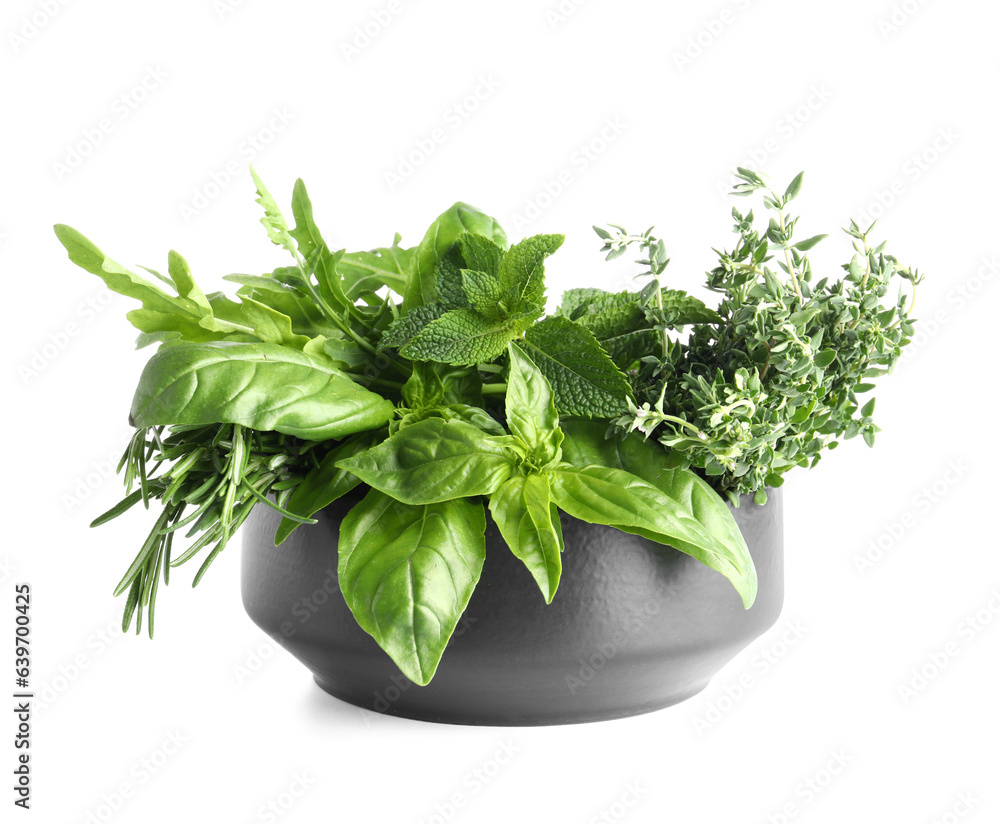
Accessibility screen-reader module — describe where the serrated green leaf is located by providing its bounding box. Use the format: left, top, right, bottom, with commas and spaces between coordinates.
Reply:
462, 269, 503, 316
459, 233, 504, 278
660, 289, 722, 326
403, 203, 509, 311
555, 287, 610, 319
401, 308, 520, 365
521, 316, 632, 418
379, 304, 447, 352
498, 234, 565, 313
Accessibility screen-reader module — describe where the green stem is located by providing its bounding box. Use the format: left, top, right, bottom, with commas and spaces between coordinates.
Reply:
481, 383, 508, 396
777, 207, 804, 303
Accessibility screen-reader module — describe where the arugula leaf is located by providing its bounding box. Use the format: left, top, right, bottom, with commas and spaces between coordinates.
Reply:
250, 166, 299, 260
489, 474, 564, 603
549, 465, 757, 607
336, 416, 515, 504
402, 202, 508, 311
238, 297, 312, 349
166, 251, 211, 314
338, 234, 413, 300
338, 490, 486, 685
55, 225, 260, 345
507, 343, 562, 466
520, 316, 632, 418
130, 341, 395, 440
274, 434, 373, 545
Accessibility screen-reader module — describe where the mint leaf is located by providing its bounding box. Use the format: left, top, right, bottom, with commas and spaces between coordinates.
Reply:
498, 234, 564, 312
401, 308, 519, 365
660, 289, 721, 326
555, 287, 609, 319
462, 269, 503, 316
434, 247, 469, 310
378, 303, 447, 351
403, 202, 509, 311
459, 233, 504, 277
520, 316, 632, 417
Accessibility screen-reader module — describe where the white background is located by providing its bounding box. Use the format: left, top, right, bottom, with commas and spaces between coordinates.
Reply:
3, 0, 998, 821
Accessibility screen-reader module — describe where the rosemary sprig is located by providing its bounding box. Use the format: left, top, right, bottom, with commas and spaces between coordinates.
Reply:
93, 423, 323, 637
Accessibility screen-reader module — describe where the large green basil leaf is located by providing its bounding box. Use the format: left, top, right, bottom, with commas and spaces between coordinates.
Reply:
402, 203, 509, 311
130, 341, 394, 440
549, 464, 757, 607
507, 344, 562, 466
274, 434, 374, 545
560, 418, 749, 566
489, 474, 563, 603
336, 417, 515, 504
339, 490, 486, 685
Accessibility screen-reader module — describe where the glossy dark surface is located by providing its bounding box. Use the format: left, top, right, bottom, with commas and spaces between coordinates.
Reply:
241, 488, 784, 726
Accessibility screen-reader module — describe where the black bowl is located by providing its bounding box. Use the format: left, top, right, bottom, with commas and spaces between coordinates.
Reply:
241, 488, 783, 725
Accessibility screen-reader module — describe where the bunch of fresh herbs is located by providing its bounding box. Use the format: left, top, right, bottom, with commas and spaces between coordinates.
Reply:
58, 167, 917, 684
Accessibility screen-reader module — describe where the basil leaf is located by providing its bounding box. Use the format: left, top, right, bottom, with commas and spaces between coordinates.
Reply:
130, 341, 394, 440
336, 417, 515, 504
489, 474, 563, 603
402, 202, 508, 311
339, 490, 486, 685
549, 464, 757, 607
273, 434, 373, 545
560, 418, 751, 575
521, 316, 632, 418
507, 343, 562, 466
